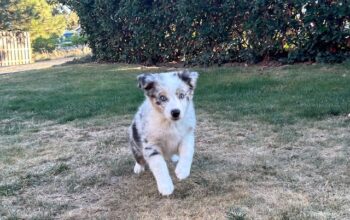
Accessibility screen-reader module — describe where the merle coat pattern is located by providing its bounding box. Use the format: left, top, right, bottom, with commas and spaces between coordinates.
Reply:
129, 70, 198, 195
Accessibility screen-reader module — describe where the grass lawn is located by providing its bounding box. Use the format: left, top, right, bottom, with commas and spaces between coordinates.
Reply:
0, 62, 349, 219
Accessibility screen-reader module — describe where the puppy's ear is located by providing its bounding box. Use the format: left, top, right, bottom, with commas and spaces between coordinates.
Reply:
137, 73, 155, 91
178, 70, 199, 90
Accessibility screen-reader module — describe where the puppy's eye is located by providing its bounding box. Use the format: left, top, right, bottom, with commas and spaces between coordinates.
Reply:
179, 93, 185, 99
159, 95, 168, 102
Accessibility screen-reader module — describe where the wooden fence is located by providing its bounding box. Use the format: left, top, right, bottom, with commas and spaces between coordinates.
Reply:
0, 31, 32, 67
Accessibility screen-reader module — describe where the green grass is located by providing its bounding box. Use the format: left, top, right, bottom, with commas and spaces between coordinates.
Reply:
0, 182, 22, 197
197, 63, 350, 124
50, 163, 70, 176
0, 62, 349, 129
0, 64, 144, 123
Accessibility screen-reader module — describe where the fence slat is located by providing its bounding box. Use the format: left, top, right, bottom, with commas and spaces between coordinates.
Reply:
5, 35, 9, 66
9, 34, 14, 66
0, 31, 31, 67
0, 34, 3, 66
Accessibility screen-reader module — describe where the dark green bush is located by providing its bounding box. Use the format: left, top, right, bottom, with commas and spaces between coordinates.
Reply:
59, 0, 349, 65
32, 35, 59, 53
71, 34, 88, 46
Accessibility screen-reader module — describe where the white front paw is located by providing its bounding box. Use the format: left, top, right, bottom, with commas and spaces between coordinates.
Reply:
133, 163, 145, 174
157, 181, 174, 196
175, 164, 190, 180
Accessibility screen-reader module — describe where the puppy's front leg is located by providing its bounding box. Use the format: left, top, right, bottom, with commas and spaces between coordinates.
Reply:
144, 146, 174, 196
175, 134, 194, 180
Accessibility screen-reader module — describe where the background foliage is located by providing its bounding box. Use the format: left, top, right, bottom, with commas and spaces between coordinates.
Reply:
0, 0, 37, 30
1, 0, 84, 58
0, 0, 67, 41
22, 0, 67, 40
32, 34, 59, 52
59, 0, 350, 65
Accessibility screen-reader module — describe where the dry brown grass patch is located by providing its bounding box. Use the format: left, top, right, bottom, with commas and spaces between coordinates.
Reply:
1, 113, 349, 219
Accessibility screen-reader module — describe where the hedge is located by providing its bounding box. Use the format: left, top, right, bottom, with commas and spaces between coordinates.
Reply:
59, 0, 350, 65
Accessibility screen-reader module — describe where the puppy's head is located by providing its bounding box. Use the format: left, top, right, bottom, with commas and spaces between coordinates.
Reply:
137, 70, 198, 121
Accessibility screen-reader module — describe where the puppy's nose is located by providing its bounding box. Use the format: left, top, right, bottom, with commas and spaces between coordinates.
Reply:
171, 109, 181, 119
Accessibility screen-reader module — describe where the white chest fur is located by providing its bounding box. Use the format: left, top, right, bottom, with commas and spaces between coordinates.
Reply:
142, 102, 196, 158
160, 122, 192, 157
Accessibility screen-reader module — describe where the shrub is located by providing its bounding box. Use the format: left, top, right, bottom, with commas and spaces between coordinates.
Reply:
32, 35, 59, 53
71, 34, 88, 46
32, 46, 92, 62
59, 0, 350, 65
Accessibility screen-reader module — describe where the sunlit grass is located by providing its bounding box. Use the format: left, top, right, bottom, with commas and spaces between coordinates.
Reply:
0, 61, 349, 131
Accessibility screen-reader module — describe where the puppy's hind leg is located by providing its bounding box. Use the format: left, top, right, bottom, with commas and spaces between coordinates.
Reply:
130, 142, 146, 174
171, 154, 179, 165
133, 162, 145, 174
144, 145, 174, 196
